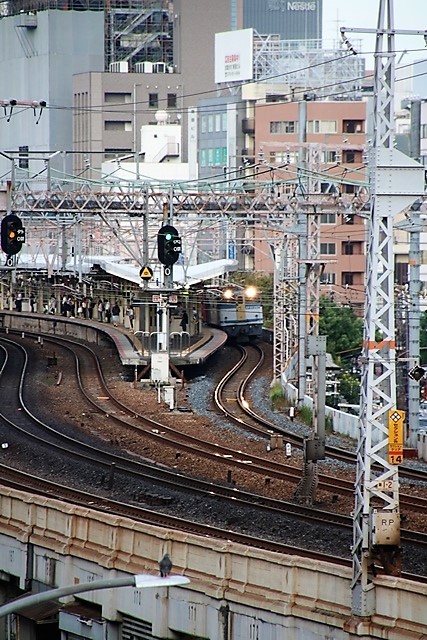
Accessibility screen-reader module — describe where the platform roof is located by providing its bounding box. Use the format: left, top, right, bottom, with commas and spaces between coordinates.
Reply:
8, 255, 239, 289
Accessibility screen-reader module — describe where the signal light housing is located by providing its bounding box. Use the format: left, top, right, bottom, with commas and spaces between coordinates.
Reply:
157, 224, 182, 266
1, 214, 25, 256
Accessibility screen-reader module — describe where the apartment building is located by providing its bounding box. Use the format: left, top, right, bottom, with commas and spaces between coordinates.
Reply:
253, 99, 367, 309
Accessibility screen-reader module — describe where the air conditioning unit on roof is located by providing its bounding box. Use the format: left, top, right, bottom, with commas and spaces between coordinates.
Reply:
135, 61, 153, 73
153, 62, 166, 73
109, 61, 129, 73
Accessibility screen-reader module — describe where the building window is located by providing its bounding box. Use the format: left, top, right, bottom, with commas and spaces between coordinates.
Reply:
342, 272, 354, 286
343, 241, 354, 255
104, 92, 131, 104
215, 114, 222, 132
343, 212, 355, 225
320, 181, 338, 194
343, 150, 359, 163
149, 93, 159, 108
343, 183, 356, 194
307, 120, 337, 134
104, 121, 132, 131
200, 149, 207, 167
270, 120, 298, 134
269, 150, 297, 164
167, 93, 177, 108
320, 243, 336, 255
222, 147, 228, 164
320, 213, 336, 224
320, 272, 336, 284
207, 148, 214, 165
222, 113, 227, 131
18, 145, 29, 169
343, 119, 364, 133
343, 241, 362, 255
323, 150, 338, 163
201, 116, 207, 134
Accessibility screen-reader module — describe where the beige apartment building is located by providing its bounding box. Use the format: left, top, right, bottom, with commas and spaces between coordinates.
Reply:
252, 99, 367, 310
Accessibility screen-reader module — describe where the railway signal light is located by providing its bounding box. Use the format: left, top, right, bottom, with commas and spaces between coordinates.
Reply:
1, 214, 25, 256
157, 224, 182, 266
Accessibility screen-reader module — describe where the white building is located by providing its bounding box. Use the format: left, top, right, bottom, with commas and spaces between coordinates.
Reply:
102, 111, 197, 186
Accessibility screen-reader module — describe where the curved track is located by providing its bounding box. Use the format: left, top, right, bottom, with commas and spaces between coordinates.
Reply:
0, 330, 426, 579
214, 342, 427, 487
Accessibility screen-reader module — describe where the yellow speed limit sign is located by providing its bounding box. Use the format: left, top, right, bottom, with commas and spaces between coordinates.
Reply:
388, 409, 405, 465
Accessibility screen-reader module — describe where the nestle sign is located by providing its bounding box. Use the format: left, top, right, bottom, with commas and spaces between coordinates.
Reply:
287, 1, 316, 9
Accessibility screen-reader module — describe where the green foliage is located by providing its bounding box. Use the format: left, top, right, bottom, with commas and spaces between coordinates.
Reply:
269, 382, 288, 410
270, 382, 284, 401
339, 371, 361, 405
297, 404, 313, 427
319, 296, 363, 364
325, 414, 334, 433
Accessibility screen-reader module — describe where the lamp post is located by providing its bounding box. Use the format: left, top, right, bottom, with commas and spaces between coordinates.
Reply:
0, 574, 190, 618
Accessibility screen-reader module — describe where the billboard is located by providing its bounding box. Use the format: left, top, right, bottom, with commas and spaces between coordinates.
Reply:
215, 28, 254, 84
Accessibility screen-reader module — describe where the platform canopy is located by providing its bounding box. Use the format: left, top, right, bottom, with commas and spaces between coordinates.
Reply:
95, 258, 239, 288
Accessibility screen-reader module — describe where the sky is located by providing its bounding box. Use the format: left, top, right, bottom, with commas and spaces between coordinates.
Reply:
322, 0, 427, 68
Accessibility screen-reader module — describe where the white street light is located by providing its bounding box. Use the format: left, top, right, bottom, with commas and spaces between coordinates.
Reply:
0, 574, 190, 618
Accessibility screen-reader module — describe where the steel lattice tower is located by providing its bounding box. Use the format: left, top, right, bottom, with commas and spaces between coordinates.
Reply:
344, 0, 426, 617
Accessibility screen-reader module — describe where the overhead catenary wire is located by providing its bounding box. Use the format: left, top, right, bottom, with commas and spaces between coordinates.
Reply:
2, 48, 424, 122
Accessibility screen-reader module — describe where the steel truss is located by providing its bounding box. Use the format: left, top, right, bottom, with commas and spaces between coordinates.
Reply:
252, 34, 365, 99
345, 0, 427, 618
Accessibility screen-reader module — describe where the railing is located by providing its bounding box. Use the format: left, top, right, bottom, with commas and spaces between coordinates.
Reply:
151, 143, 179, 164
133, 330, 190, 356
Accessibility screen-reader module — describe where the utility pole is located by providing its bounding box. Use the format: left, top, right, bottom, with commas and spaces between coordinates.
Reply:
342, 1, 426, 618
394, 213, 424, 447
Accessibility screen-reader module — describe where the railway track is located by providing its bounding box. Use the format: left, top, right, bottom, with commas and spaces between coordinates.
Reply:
0, 330, 426, 578
214, 342, 427, 486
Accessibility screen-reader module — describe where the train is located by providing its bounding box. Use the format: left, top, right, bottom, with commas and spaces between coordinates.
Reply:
203, 290, 263, 341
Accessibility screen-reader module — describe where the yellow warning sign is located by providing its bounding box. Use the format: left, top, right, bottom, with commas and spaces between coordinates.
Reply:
388, 409, 405, 465
140, 266, 153, 280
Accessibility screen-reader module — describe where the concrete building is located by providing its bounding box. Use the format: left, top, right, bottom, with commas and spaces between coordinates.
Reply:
252, 98, 367, 309
101, 111, 196, 185
0, 0, 230, 179
0, 2, 104, 178
73, 0, 232, 176
197, 95, 247, 183
232, 0, 323, 41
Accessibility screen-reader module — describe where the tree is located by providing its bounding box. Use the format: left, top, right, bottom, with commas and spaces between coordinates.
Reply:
319, 296, 363, 364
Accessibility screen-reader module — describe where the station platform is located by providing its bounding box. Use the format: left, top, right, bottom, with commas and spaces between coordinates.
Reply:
0, 310, 228, 368
98, 320, 228, 367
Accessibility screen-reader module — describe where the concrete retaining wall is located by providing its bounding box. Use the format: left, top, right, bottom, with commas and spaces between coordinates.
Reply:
0, 488, 426, 639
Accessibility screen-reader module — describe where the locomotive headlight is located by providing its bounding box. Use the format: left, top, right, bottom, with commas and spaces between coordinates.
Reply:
245, 286, 257, 299
223, 288, 234, 300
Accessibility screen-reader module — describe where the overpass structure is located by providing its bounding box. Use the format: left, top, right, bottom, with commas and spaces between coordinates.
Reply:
0, 487, 426, 639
